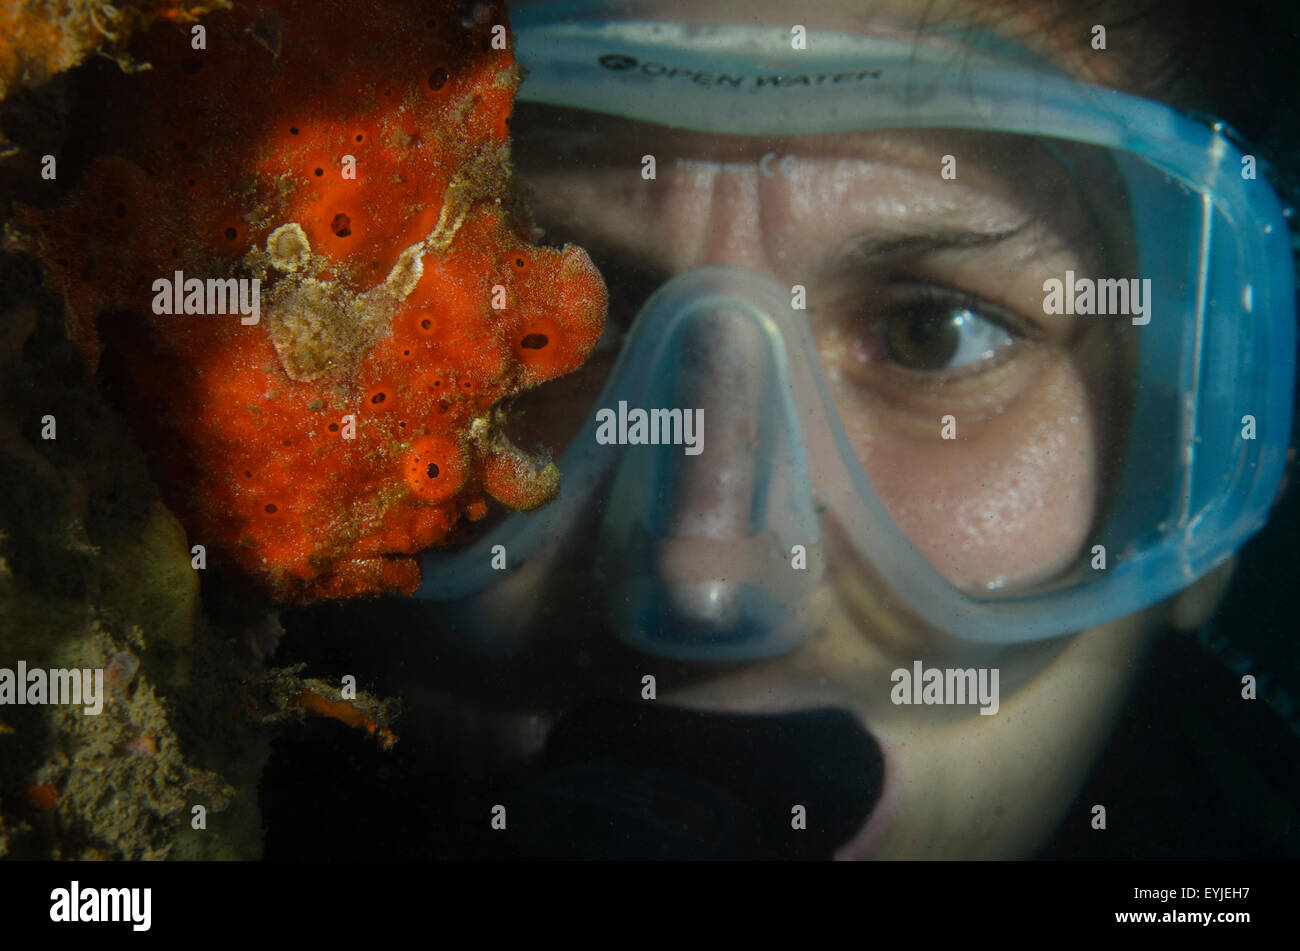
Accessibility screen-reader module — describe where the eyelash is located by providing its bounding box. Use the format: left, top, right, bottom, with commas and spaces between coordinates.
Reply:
884, 281, 1036, 336
854, 280, 1036, 379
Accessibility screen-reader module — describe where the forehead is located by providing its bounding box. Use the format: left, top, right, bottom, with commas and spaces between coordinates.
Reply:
517, 118, 1078, 199
512, 115, 1109, 274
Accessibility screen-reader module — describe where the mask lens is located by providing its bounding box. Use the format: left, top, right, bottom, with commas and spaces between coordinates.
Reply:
509, 107, 1145, 600
422, 33, 1294, 647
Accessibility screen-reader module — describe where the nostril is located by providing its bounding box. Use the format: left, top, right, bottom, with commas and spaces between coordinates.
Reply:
607, 573, 802, 661
659, 578, 746, 629
598, 530, 821, 661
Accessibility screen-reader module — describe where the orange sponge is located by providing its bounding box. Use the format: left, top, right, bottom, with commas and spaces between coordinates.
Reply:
19, 0, 606, 600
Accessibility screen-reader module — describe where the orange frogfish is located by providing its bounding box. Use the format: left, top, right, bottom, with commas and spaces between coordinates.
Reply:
17, 0, 606, 600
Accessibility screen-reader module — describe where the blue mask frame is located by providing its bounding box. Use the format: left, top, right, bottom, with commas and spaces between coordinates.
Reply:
415, 11, 1295, 650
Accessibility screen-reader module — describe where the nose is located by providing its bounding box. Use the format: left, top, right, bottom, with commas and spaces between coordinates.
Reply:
596, 269, 825, 661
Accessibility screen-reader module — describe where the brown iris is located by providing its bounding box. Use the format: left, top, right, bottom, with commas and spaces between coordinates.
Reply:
884, 305, 967, 371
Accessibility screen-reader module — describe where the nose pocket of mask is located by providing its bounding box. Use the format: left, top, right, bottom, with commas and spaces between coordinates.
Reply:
595, 270, 825, 661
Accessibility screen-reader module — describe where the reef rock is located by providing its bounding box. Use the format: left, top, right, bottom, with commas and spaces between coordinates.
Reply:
0, 0, 230, 105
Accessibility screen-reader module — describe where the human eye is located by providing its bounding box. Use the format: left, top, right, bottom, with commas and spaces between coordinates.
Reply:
870, 283, 1021, 376
815, 268, 1062, 424
822, 275, 1044, 390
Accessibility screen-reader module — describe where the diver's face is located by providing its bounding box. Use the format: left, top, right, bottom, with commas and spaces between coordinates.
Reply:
493, 117, 1154, 858
430, 0, 1189, 859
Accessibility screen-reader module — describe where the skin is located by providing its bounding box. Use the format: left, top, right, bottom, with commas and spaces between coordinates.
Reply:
452, 0, 1241, 858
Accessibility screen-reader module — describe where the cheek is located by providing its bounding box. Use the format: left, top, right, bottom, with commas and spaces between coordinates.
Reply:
851, 615, 1151, 860
845, 360, 1099, 590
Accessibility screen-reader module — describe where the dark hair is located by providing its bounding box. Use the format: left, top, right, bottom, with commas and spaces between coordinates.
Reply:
987, 0, 1300, 166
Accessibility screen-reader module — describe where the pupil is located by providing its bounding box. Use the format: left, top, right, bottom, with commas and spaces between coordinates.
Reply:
885, 307, 962, 371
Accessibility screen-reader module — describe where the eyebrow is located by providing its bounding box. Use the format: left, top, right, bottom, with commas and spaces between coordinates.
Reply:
837, 223, 1029, 263
829, 220, 1033, 269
